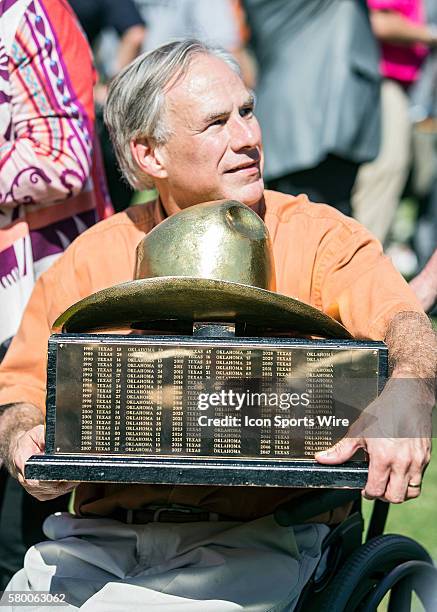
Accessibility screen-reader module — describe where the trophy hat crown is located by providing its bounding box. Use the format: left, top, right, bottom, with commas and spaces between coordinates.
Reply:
134, 200, 276, 291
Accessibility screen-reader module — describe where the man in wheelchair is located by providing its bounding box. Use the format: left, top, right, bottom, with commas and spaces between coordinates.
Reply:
0, 39, 435, 611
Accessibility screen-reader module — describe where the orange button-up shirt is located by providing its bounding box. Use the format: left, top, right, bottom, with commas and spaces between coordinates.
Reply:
0, 191, 423, 520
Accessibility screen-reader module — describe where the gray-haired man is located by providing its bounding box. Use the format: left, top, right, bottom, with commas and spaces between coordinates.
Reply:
0, 40, 435, 610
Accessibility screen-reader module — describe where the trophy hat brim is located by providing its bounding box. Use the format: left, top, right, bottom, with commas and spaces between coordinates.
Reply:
53, 276, 351, 338
53, 200, 351, 338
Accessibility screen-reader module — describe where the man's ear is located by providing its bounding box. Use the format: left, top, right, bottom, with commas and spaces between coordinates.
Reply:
130, 138, 168, 181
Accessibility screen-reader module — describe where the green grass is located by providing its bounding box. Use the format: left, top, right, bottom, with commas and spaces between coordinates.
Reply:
362, 446, 437, 560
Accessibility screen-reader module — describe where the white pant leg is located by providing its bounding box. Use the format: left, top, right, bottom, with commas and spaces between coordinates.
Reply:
4, 514, 140, 610
4, 513, 328, 612
352, 79, 412, 243
3, 566, 78, 612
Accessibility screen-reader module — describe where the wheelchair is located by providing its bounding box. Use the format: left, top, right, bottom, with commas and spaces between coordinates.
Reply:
274, 489, 437, 611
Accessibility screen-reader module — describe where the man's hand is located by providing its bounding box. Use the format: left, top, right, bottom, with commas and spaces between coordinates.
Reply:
0, 403, 75, 501
9, 424, 75, 501
315, 378, 433, 503
316, 311, 436, 504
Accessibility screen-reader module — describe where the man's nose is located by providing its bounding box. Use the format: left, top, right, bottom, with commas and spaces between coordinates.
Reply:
229, 116, 259, 151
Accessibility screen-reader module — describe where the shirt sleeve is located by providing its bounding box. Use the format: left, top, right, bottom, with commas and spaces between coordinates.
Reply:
0, 0, 95, 207
0, 243, 82, 413
316, 223, 424, 340
0, 270, 54, 413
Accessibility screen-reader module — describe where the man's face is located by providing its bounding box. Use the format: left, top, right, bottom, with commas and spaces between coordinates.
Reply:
156, 54, 264, 210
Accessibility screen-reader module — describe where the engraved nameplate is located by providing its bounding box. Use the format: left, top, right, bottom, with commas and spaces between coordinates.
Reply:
49, 335, 386, 458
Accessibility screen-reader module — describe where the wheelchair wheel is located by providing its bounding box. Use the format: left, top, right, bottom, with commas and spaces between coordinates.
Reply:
319, 534, 437, 611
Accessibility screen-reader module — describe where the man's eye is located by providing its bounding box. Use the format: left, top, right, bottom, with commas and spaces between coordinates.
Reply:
240, 107, 254, 118
209, 118, 226, 127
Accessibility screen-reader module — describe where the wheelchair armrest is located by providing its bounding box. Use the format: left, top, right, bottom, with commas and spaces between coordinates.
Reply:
274, 489, 361, 526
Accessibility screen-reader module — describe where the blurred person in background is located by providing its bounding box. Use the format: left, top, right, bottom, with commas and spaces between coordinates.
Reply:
69, 0, 146, 212
408, 0, 437, 272
134, 0, 255, 87
352, 0, 437, 251
0, 0, 111, 589
242, 0, 381, 217
69, 0, 146, 74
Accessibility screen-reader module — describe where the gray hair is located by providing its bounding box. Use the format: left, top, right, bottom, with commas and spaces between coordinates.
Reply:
104, 39, 242, 190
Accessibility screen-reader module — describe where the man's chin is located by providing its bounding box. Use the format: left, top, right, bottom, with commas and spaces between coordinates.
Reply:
225, 177, 264, 207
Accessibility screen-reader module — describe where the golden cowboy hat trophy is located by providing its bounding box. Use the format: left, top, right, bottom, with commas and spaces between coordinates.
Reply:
26, 200, 385, 490
54, 200, 350, 338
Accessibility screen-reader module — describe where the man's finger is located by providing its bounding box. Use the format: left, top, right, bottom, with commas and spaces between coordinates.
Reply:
315, 437, 363, 464
405, 483, 422, 500
362, 454, 390, 500
383, 469, 410, 504
20, 478, 75, 501
28, 424, 46, 451
405, 468, 423, 500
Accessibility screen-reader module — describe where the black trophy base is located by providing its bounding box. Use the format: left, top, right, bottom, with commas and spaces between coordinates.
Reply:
25, 455, 368, 489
